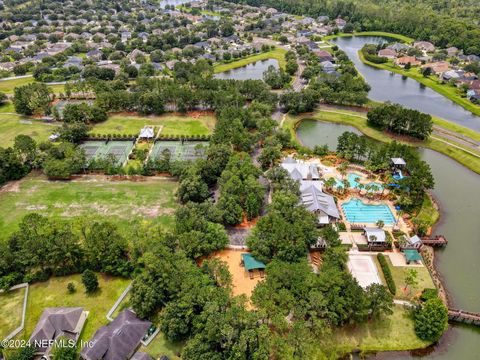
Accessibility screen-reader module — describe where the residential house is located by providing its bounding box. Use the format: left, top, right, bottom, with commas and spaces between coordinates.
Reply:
280, 156, 320, 181
120, 31, 132, 43
81, 309, 152, 360
395, 56, 421, 67
467, 89, 480, 101
335, 18, 347, 30
86, 49, 103, 60
128, 49, 146, 63
422, 61, 449, 75
378, 48, 397, 59
413, 41, 435, 53
131, 353, 153, 360
30, 307, 88, 359
446, 47, 458, 57
314, 50, 333, 62
387, 43, 410, 53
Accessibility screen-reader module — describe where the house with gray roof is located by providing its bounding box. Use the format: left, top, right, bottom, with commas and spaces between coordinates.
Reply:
300, 181, 340, 224
280, 157, 320, 181
131, 352, 153, 360
30, 307, 88, 359
81, 309, 151, 360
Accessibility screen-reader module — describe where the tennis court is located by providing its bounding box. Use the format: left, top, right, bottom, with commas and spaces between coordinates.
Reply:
150, 141, 209, 161
347, 254, 382, 288
53, 100, 93, 117
80, 140, 134, 166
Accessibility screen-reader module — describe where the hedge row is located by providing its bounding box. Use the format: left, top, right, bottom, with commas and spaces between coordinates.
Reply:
377, 253, 396, 295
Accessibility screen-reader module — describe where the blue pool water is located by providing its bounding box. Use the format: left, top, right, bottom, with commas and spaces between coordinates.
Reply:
341, 198, 396, 224
348, 173, 384, 190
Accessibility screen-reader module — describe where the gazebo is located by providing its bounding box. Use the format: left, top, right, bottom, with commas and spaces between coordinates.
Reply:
241, 253, 266, 279
402, 249, 422, 264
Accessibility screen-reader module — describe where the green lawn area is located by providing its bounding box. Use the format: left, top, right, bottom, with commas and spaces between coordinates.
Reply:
214, 48, 287, 73
284, 110, 480, 175
0, 77, 64, 94
0, 287, 26, 340
326, 305, 430, 356
139, 332, 184, 360
0, 173, 178, 239
385, 257, 435, 301
0, 113, 60, 147
358, 50, 480, 117
414, 193, 440, 228
0, 101, 15, 113
20, 274, 131, 342
324, 31, 414, 44
91, 113, 216, 137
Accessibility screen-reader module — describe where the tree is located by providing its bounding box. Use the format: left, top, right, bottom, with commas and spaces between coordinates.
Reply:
247, 191, 318, 263
51, 337, 77, 360
13, 83, 52, 116
82, 270, 99, 293
404, 269, 418, 292
365, 283, 394, 319
67, 282, 76, 294
414, 298, 448, 342
8, 346, 36, 360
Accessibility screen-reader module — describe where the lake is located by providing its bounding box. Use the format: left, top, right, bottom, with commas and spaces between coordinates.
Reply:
296, 119, 360, 150
332, 36, 480, 132
296, 120, 480, 359
214, 58, 279, 81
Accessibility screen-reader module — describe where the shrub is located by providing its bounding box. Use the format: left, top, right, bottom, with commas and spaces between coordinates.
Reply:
67, 282, 76, 294
82, 270, 99, 293
337, 222, 347, 231
377, 253, 396, 295
414, 298, 448, 342
420, 288, 439, 302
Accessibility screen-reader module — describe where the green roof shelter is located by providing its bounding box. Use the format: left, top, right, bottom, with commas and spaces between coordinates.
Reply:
403, 249, 422, 264
241, 253, 266, 279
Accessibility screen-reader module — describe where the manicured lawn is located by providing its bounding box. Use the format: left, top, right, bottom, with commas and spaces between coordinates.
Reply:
358, 50, 480, 117
0, 101, 15, 113
139, 332, 184, 360
324, 31, 414, 44
0, 287, 26, 340
326, 305, 430, 356
385, 257, 435, 301
20, 274, 131, 342
214, 48, 287, 73
284, 110, 480, 175
0, 113, 60, 147
0, 77, 64, 94
90, 113, 216, 136
0, 173, 178, 239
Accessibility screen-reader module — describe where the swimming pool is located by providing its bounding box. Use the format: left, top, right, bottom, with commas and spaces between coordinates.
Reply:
341, 198, 396, 224
347, 173, 383, 191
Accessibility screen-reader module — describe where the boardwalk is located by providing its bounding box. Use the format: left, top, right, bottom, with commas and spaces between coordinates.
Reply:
422, 235, 448, 247
448, 309, 480, 326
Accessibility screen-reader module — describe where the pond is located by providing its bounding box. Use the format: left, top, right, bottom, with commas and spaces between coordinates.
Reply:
159, 0, 196, 8
296, 120, 480, 359
332, 36, 480, 132
214, 58, 279, 81
296, 119, 361, 150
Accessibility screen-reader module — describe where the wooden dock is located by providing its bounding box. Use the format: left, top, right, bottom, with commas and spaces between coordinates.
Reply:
448, 309, 480, 326
421, 235, 448, 247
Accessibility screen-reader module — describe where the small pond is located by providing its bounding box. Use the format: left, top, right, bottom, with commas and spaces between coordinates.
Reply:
214, 58, 279, 81
296, 119, 361, 150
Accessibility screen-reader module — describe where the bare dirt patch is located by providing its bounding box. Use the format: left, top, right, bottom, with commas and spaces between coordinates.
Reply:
0, 180, 21, 193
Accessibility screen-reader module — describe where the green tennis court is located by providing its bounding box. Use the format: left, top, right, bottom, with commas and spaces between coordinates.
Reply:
150, 141, 209, 161
80, 140, 134, 166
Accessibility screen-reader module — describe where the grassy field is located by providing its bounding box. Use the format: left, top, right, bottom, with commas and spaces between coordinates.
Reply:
20, 274, 131, 342
0, 77, 65, 94
284, 110, 480, 174
91, 113, 216, 136
385, 257, 435, 301
358, 50, 480, 117
0, 173, 178, 239
0, 287, 26, 340
214, 48, 287, 73
327, 305, 430, 355
139, 332, 183, 360
0, 113, 60, 147
0, 101, 15, 113
324, 31, 414, 44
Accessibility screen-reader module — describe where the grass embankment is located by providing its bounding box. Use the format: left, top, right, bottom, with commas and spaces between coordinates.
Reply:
91, 113, 216, 136
358, 50, 480, 117
0, 77, 65, 94
283, 110, 480, 174
0, 287, 26, 339
0, 173, 178, 239
414, 193, 440, 229
327, 305, 430, 355
324, 31, 414, 44
21, 274, 131, 341
0, 113, 60, 147
213, 48, 287, 73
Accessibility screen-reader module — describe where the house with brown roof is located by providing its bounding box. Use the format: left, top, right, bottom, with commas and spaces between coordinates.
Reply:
395, 56, 421, 67
413, 41, 435, 52
422, 61, 450, 75
378, 48, 397, 59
